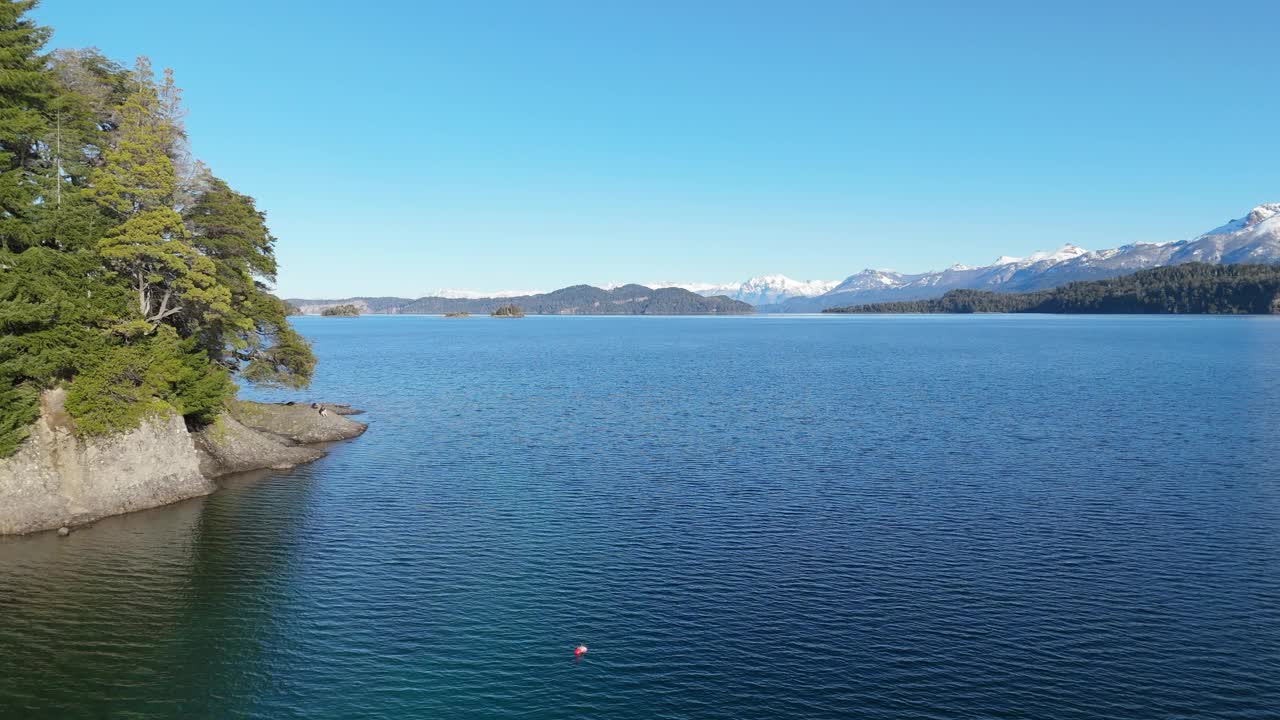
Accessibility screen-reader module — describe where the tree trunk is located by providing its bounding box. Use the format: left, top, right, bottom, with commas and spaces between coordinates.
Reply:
136, 270, 148, 316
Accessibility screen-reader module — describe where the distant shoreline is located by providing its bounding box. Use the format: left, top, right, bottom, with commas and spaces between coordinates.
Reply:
289, 311, 1280, 319
823, 264, 1280, 316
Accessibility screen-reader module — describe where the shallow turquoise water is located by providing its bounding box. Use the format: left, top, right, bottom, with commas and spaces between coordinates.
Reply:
2, 315, 1279, 718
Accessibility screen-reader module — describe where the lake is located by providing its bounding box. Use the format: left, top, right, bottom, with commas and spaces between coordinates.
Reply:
2, 315, 1278, 719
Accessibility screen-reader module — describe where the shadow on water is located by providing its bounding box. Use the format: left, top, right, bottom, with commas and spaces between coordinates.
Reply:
0, 466, 321, 719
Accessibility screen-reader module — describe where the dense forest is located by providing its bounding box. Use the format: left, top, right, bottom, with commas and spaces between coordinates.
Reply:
490, 304, 524, 317
825, 264, 1280, 315
0, 1, 313, 455
320, 304, 360, 317
291, 284, 754, 315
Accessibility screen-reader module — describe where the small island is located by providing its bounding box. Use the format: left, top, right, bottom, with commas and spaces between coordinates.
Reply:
491, 304, 526, 318
321, 304, 361, 317
444, 311, 471, 318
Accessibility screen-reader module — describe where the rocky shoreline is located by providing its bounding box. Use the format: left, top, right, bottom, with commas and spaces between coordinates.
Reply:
0, 392, 366, 536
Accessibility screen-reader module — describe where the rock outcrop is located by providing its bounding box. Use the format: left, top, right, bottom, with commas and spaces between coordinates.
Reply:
192, 414, 327, 478
0, 390, 212, 536
193, 403, 366, 478
227, 401, 367, 445
0, 394, 367, 535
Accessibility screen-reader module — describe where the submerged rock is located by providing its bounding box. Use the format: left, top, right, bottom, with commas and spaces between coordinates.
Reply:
319, 403, 365, 416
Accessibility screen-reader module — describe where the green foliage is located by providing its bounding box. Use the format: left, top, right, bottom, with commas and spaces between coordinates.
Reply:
185, 177, 314, 388
97, 205, 230, 327
0, 247, 127, 380
90, 64, 231, 333
826, 264, 1280, 315
185, 176, 276, 279
0, 383, 38, 457
64, 327, 231, 435
0, 2, 314, 455
237, 313, 316, 389
0, 246, 128, 452
321, 304, 360, 317
490, 304, 525, 317
0, 0, 54, 253
30, 180, 116, 252
88, 64, 177, 216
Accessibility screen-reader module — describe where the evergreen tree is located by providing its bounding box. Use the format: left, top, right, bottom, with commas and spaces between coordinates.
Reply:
0, 5, 317, 456
0, 0, 53, 252
0, 246, 129, 453
35, 49, 129, 252
90, 59, 229, 334
185, 176, 314, 388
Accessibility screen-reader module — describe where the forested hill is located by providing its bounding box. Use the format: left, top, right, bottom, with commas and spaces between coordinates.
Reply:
824, 264, 1280, 315
290, 285, 754, 315
1, 3, 314, 456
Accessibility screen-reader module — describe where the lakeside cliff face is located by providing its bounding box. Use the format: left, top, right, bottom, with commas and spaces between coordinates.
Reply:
0, 392, 366, 536
0, 390, 212, 536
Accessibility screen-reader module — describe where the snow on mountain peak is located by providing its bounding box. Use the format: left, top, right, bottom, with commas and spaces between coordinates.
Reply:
651, 275, 837, 303
1246, 203, 1280, 226
1008, 242, 1090, 265
985, 245, 1086, 271
1203, 203, 1280, 236
721, 275, 838, 303
1023, 244, 1088, 265
771, 203, 1280, 310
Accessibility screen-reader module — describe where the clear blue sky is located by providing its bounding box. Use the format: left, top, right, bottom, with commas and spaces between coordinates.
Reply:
35, 0, 1280, 297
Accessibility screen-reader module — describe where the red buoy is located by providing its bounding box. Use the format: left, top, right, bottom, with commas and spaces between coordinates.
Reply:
574, 644, 588, 657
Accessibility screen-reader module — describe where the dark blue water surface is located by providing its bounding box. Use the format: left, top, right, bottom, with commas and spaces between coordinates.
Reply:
2, 315, 1279, 719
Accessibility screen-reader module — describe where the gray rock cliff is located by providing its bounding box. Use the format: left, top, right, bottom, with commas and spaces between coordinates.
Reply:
0, 393, 367, 535
0, 390, 212, 536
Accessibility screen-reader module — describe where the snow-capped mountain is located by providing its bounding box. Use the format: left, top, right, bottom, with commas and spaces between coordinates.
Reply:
773, 203, 1280, 311
709, 275, 838, 305
644, 275, 838, 304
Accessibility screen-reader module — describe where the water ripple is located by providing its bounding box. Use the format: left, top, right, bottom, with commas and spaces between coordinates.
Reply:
1, 315, 1278, 719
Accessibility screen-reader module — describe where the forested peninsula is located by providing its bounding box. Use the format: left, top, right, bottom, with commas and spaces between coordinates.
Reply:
824, 264, 1280, 315
0, 1, 359, 534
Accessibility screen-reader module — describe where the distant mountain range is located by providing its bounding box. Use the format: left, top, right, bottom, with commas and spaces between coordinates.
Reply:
655, 275, 839, 305
825, 263, 1280, 315
611, 203, 1280, 309
761, 203, 1280, 311
290, 204, 1280, 314
288, 284, 752, 316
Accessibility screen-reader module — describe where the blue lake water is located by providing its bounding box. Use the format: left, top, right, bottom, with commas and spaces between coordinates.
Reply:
2, 315, 1279, 719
